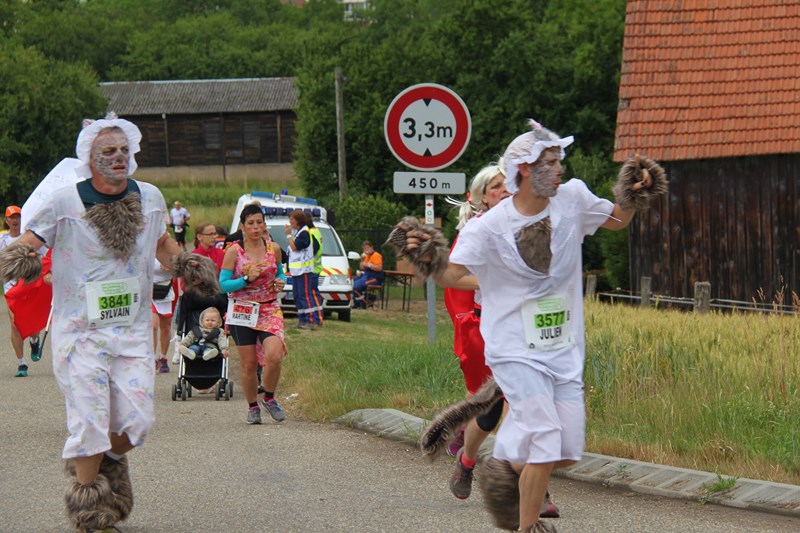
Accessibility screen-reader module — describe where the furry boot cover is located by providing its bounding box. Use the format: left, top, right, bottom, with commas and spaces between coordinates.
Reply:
83, 193, 145, 261
612, 155, 668, 213
477, 457, 521, 531
171, 251, 220, 295
515, 218, 552, 274
419, 378, 503, 458
64, 474, 120, 532
385, 216, 450, 279
99, 454, 134, 523
0, 242, 42, 284
521, 521, 559, 533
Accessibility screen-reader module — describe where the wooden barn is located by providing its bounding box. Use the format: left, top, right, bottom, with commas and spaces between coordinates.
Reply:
101, 78, 298, 169
614, 0, 800, 304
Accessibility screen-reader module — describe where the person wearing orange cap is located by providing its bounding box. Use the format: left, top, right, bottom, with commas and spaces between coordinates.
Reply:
1, 205, 44, 377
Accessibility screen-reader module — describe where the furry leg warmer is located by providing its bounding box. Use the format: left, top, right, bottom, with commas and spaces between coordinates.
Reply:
0, 242, 42, 284
477, 457, 521, 531
64, 474, 120, 532
99, 454, 134, 523
385, 216, 450, 279
612, 154, 668, 213
419, 378, 503, 458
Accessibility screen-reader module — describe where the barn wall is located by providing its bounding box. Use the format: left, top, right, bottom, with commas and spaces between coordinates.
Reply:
129, 112, 297, 168
630, 154, 800, 303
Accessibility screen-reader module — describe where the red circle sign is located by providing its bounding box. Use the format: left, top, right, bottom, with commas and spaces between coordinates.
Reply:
384, 84, 471, 171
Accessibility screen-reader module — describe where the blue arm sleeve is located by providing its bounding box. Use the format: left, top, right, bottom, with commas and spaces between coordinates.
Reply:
219, 269, 247, 293
276, 261, 286, 281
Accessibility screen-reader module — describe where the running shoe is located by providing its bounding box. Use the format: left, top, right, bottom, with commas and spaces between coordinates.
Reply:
261, 397, 286, 422
447, 425, 466, 457
15, 363, 28, 377
246, 406, 262, 425
171, 352, 181, 365
540, 490, 560, 518
449, 448, 474, 500
29, 336, 42, 362
158, 358, 170, 373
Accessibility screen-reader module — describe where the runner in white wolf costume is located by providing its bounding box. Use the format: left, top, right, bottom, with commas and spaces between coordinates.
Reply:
0, 115, 184, 532
391, 119, 666, 532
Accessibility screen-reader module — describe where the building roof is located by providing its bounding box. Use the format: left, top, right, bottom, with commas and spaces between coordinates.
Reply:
614, 1, 800, 162
100, 78, 298, 116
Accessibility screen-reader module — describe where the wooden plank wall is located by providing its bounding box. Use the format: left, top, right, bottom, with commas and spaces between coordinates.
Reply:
129, 112, 297, 167
630, 155, 800, 303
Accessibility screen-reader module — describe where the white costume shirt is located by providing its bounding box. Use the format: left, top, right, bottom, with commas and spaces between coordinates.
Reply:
27, 180, 167, 360
170, 206, 190, 226
450, 179, 613, 382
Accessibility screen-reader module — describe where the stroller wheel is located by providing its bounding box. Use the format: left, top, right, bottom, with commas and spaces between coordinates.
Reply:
226, 381, 233, 400
187, 385, 192, 398
181, 382, 187, 401
171, 384, 177, 401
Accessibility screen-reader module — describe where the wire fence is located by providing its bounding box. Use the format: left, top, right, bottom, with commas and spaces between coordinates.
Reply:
596, 289, 799, 316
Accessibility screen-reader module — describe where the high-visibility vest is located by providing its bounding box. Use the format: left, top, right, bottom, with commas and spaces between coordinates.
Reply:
288, 226, 314, 276
309, 227, 323, 274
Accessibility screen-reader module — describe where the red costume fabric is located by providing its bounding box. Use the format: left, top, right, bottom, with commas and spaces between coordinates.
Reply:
7, 249, 53, 339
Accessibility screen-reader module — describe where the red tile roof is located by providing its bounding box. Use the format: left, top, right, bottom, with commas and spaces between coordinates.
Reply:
614, 0, 800, 162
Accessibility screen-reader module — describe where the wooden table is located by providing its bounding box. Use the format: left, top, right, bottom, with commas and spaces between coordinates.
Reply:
382, 270, 415, 312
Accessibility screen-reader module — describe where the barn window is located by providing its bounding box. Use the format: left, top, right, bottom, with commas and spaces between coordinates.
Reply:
204, 120, 221, 149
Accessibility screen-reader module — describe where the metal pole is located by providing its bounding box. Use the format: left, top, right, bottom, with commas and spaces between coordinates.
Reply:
335, 67, 347, 200
425, 194, 436, 344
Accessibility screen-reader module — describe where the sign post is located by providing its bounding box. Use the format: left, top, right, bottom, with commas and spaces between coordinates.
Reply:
385, 83, 471, 344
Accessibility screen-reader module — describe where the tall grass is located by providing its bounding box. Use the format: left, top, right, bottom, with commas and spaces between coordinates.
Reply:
274, 298, 800, 484
584, 299, 800, 483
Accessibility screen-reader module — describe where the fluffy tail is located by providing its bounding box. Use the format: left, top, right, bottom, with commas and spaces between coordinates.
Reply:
419, 378, 502, 458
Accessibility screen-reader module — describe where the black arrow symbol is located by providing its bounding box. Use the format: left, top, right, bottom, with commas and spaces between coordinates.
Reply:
423, 98, 432, 106
423, 149, 432, 157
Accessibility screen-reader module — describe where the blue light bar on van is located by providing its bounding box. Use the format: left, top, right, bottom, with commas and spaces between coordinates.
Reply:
250, 191, 318, 206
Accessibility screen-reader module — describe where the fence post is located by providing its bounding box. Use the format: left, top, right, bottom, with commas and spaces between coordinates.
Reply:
694, 281, 711, 313
640, 276, 651, 307
585, 274, 597, 300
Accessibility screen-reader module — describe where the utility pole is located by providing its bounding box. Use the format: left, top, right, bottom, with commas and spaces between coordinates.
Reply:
335, 67, 347, 200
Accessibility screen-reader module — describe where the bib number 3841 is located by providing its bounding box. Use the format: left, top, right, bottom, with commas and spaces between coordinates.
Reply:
521, 294, 573, 350
86, 277, 140, 329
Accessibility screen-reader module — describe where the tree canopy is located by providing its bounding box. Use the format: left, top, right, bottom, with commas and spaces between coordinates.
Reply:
2, 0, 629, 283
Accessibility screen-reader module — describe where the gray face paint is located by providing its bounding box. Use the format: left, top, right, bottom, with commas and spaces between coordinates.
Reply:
91, 130, 129, 181
529, 150, 563, 198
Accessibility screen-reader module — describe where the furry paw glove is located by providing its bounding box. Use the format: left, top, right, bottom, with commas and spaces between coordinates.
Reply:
0, 242, 42, 284
613, 154, 668, 213
385, 216, 450, 279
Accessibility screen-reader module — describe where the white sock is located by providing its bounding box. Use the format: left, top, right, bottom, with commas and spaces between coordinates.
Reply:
18, 358, 24, 365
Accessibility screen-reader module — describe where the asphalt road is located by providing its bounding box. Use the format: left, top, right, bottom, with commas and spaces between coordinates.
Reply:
1, 298, 798, 532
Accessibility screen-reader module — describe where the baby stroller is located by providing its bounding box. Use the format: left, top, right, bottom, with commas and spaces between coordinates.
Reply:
170, 279, 234, 402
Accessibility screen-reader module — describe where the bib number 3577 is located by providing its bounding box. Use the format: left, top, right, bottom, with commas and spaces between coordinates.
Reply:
522, 295, 573, 351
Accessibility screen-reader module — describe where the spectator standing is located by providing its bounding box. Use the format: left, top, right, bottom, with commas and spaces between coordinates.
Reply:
170, 200, 191, 250
285, 209, 316, 330
305, 213, 324, 327
353, 241, 384, 309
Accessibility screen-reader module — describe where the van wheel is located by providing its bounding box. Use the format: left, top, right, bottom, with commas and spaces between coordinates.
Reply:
337, 309, 351, 322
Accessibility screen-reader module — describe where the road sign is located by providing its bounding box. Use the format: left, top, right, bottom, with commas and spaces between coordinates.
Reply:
393, 172, 465, 195
384, 83, 471, 171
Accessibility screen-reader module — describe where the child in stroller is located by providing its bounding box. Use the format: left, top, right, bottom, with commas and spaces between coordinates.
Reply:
179, 307, 229, 361
170, 253, 232, 401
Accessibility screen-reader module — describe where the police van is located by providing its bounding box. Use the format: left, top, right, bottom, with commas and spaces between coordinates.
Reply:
230, 191, 354, 322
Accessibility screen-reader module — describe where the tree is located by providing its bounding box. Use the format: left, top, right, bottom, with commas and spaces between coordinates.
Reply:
0, 43, 105, 203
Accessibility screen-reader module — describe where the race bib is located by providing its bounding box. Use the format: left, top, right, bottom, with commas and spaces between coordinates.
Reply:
521, 293, 573, 351
174, 225, 183, 233
86, 277, 140, 329
226, 298, 260, 328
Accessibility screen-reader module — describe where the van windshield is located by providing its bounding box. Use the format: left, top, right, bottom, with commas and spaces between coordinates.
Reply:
266, 224, 343, 257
